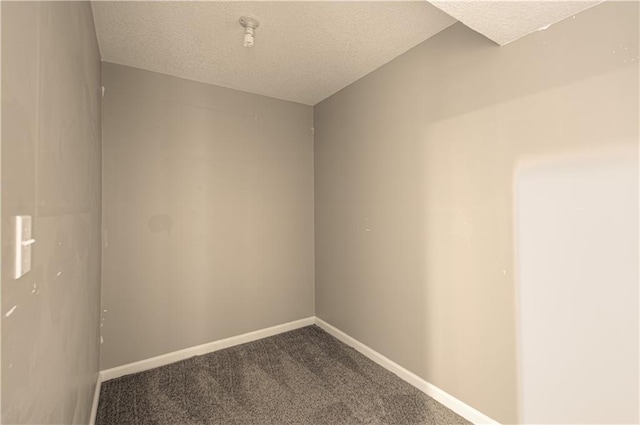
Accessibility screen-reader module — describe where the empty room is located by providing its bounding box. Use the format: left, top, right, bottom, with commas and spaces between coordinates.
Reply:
1, 0, 638, 424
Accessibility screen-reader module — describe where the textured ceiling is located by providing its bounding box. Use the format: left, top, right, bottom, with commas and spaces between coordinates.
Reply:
429, 0, 603, 46
91, 1, 456, 105
92, 1, 605, 104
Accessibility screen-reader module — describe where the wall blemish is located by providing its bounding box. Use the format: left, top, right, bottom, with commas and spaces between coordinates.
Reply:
4, 305, 18, 318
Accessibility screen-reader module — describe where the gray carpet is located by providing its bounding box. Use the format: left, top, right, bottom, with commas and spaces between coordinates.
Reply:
96, 326, 470, 425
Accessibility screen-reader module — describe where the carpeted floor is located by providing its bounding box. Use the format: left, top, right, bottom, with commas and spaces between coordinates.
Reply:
96, 326, 470, 425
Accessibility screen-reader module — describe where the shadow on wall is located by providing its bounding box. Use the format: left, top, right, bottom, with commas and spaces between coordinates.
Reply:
515, 148, 639, 424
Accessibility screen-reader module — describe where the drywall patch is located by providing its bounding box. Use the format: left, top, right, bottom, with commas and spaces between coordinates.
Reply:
91, 1, 456, 105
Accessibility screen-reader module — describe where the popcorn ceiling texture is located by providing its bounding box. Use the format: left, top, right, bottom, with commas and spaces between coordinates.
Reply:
91, 1, 604, 104
430, 0, 603, 46
91, 1, 456, 105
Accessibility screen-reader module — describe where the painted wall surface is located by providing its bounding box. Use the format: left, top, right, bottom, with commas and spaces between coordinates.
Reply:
313, 2, 639, 424
1, 2, 103, 424
100, 63, 314, 370
516, 149, 638, 424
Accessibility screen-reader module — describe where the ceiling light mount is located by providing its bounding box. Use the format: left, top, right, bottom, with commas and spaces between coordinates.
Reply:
239, 16, 260, 48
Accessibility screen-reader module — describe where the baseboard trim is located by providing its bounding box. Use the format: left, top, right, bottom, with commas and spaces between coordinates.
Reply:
314, 317, 499, 425
89, 372, 102, 425
100, 316, 315, 382
97, 315, 498, 424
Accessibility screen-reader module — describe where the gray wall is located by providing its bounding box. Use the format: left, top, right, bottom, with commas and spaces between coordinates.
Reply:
100, 63, 314, 370
1, 2, 102, 424
313, 2, 639, 424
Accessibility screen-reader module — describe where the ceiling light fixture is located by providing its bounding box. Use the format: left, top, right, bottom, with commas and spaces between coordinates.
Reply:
239, 16, 259, 48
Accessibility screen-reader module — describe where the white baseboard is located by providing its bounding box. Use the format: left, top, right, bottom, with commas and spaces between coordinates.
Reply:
100, 317, 315, 382
89, 372, 102, 425
314, 317, 499, 425
97, 315, 497, 425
